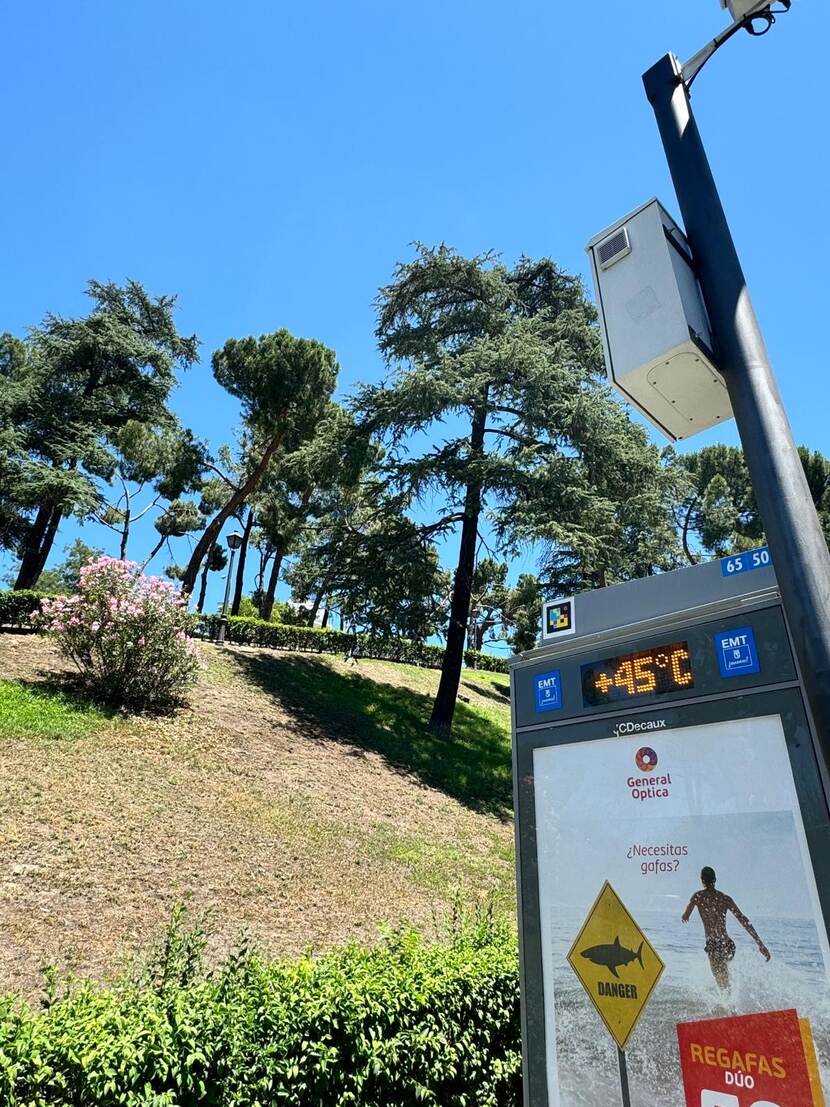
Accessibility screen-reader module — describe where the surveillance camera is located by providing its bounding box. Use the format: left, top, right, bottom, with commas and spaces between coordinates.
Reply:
720, 0, 773, 21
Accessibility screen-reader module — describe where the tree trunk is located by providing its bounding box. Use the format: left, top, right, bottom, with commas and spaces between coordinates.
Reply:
309, 570, 333, 627
230, 507, 254, 616
261, 549, 284, 621
320, 607, 329, 629
256, 546, 271, 598
180, 433, 284, 596
14, 504, 53, 589
196, 554, 211, 613
33, 507, 62, 583
16, 505, 62, 590
682, 497, 699, 565
428, 394, 488, 736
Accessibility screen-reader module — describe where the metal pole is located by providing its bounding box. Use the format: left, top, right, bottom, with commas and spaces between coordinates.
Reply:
643, 52, 830, 771
215, 547, 237, 647
617, 1048, 631, 1107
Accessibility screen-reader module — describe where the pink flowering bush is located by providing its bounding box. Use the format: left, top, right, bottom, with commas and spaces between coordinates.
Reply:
39, 557, 199, 712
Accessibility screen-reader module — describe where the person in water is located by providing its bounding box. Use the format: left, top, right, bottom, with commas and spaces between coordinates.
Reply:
681, 866, 771, 989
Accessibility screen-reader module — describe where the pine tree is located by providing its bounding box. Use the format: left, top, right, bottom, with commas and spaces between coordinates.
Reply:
360, 245, 674, 734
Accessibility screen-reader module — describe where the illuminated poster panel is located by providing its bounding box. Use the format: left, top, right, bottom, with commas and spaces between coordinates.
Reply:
533, 715, 830, 1106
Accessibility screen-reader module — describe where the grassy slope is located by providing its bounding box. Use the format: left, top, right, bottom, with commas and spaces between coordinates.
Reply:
0, 634, 514, 997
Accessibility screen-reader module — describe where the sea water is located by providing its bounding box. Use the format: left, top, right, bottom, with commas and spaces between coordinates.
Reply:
548, 909, 830, 1107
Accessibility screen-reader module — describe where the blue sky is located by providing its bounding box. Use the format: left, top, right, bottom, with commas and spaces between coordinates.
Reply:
1, 0, 826, 618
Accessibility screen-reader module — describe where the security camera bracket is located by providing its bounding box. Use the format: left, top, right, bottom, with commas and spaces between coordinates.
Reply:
682, 1, 792, 90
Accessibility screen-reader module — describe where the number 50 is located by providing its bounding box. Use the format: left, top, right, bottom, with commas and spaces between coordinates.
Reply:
701, 1093, 780, 1107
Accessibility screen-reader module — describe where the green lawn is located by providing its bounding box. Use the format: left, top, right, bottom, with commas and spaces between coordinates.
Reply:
0, 679, 111, 739
464, 667, 510, 688
229, 652, 514, 817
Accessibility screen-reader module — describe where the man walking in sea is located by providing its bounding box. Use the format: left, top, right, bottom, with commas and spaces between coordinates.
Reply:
681, 866, 771, 989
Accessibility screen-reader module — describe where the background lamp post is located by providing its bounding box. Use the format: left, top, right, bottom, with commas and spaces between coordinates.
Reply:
215, 531, 243, 647
642, 5, 830, 781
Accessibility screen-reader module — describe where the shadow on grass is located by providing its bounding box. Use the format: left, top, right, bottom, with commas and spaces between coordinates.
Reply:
17, 671, 122, 713
460, 677, 509, 705
229, 651, 514, 818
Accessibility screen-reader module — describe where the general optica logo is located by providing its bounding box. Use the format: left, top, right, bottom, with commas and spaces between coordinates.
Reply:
635, 747, 658, 773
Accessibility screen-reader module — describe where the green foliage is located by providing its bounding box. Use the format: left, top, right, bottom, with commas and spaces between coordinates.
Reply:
39, 558, 199, 713
180, 331, 340, 596
201, 613, 508, 672
674, 444, 830, 561
212, 330, 339, 446
235, 596, 261, 620
503, 573, 541, 653
465, 650, 510, 673
362, 244, 677, 731
26, 539, 103, 595
98, 421, 207, 563
673, 444, 760, 561
286, 482, 450, 641
1, 281, 199, 589
0, 680, 110, 739
0, 912, 520, 1107
0, 589, 46, 628
468, 558, 510, 651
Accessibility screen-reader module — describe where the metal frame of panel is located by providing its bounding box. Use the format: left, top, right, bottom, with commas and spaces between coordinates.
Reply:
509, 560, 830, 1107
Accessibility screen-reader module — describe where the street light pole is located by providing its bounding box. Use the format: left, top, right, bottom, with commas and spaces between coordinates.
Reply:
215, 531, 243, 647
642, 48, 830, 769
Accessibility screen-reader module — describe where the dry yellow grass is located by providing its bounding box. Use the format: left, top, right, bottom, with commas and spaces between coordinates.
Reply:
0, 634, 515, 996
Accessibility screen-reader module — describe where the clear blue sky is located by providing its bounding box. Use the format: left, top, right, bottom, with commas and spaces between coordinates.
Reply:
1, 0, 826, 615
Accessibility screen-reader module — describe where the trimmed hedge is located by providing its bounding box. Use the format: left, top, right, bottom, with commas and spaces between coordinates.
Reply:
0, 589, 47, 629
0, 592, 512, 673
0, 919, 521, 1106
198, 614, 510, 673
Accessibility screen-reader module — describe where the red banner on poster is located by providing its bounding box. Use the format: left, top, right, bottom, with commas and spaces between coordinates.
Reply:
677, 1008, 824, 1107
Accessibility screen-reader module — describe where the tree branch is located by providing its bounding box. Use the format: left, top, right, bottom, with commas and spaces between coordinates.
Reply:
483, 426, 537, 448
203, 462, 240, 491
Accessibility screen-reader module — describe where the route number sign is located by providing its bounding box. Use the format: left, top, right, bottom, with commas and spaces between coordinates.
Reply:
721, 547, 772, 577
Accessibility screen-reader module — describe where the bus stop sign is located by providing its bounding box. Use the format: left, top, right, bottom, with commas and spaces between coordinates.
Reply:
510, 554, 830, 1107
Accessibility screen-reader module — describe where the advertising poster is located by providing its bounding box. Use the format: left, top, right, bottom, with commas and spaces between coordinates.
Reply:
533, 714, 830, 1106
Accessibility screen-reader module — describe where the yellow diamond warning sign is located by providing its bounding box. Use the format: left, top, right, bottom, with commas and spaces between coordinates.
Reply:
567, 881, 664, 1051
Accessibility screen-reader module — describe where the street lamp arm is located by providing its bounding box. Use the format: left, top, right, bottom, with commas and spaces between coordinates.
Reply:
682, 1, 791, 90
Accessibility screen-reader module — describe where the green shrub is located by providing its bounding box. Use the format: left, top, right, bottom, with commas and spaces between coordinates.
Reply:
235, 596, 261, 620
464, 650, 511, 673
0, 589, 48, 629
197, 614, 510, 673
0, 917, 521, 1106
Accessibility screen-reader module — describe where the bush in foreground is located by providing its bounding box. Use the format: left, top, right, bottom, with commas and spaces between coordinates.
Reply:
39, 558, 199, 713
0, 913, 521, 1107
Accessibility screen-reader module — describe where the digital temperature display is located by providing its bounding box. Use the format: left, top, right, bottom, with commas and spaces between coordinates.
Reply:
581, 642, 694, 707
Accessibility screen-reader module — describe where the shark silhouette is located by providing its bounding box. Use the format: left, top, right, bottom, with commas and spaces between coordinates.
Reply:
580, 936, 644, 978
